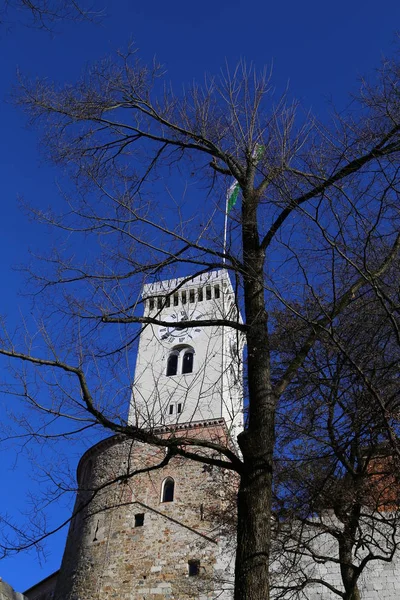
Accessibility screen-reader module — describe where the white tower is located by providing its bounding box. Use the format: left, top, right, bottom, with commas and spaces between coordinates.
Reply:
129, 270, 244, 436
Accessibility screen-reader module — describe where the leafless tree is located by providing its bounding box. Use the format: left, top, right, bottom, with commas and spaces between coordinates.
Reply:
271, 289, 400, 600
3, 48, 400, 600
1, 0, 98, 29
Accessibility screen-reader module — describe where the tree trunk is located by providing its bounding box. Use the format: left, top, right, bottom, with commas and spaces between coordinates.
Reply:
234, 190, 274, 600
339, 539, 361, 600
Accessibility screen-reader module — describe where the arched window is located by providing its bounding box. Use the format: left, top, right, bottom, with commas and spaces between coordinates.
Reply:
182, 349, 194, 374
166, 346, 195, 377
161, 477, 175, 502
166, 353, 178, 376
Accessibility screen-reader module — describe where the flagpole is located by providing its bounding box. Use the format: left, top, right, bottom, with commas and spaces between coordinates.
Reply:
223, 186, 229, 265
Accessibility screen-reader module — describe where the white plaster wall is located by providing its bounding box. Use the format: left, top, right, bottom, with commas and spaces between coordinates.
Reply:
129, 270, 244, 435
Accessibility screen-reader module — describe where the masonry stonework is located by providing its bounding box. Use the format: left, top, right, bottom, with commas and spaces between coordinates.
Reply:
54, 422, 233, 600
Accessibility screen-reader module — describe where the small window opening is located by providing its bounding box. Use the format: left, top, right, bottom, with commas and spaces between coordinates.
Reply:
169, 404, 174, 415
182, 350, 194, 374
198, 288, 203, 301
149, 298, 155, 310
165, 296, 171, 308
173, 293, 179, 306
206, 285, 212, 300
162, 477, 174, 502
188, 560, 200, 576
214, 284, 220, 299
177, 403, 182, 414
92, 519, 99, 541
182, 290, 187, 304
166, 354, 178, 377
135, 513, 145, 527
189, 289, 195, 303
157, 297, 163, 309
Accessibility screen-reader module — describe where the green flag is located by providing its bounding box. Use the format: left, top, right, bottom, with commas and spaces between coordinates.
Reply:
227, 181, 240, 213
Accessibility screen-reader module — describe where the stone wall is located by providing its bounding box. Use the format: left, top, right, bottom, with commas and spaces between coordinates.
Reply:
54, 423, 233, 600
0, 579, 26, 600
270, 513, 400, 599
23, 571, 57, 600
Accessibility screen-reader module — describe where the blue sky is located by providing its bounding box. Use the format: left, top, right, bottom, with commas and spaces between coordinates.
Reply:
1, 0, 400, 592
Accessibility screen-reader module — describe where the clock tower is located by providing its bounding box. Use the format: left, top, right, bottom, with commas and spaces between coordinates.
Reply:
47, 270, 243, 600
129, 270, 244, 435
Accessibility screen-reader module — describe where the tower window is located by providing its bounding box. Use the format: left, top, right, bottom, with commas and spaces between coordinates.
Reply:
177, 403, 182, 414
157, 297, 163, 309
206, 285, 212, 300
182, 291, 187, 304
188, 560, 200, 576
165, 296, 171, 308
173, 293, 179, 306
214, 284, 220, 299
149, 298, 155, 310
166, 346, 195, 377
169, 404, 174, 415
161, 477, 175, 502
182, 349, 194, 374
189, 289, 195, 303
166, 353, 178, 377
198, 288, 203, 301
135, 513, 145, 527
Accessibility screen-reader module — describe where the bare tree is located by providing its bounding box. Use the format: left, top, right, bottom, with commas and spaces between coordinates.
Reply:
271, 289, 400, 600
3, 49, 400, 600
1, 0, 99, 29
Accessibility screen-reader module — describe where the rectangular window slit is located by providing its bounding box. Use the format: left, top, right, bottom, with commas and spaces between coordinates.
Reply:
188, 560, 200, 576
157, 297, 163, 309
135, 513, 145, 527
173, 293, 179, 306
182, 291, 187, 304
177, 403, 182, 413
206, 285, 212, 300
169, 404, 174, 415
214, 284, 220, 299
165, 296, 170, 308
189, 289, 195, 303
149, 298, 155, 310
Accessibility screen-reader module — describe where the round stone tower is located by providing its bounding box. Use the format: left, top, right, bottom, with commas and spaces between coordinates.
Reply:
54, 423, 233, 600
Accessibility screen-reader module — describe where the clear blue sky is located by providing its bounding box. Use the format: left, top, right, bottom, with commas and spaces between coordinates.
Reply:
1, 0, 400, 592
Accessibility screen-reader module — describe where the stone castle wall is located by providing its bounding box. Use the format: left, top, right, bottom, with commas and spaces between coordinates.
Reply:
0, 579, 26, 600
54, 422, 233, 600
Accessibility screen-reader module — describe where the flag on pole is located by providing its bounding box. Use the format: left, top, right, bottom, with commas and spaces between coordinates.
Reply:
227, 181, 240, 213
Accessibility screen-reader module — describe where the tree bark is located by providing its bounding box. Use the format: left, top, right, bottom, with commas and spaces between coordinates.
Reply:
234, 190, 274, 600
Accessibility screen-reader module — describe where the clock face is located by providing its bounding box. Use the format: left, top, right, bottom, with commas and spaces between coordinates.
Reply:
158, 309, 203, 344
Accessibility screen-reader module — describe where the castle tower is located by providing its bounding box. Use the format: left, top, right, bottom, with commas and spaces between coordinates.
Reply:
129, 270, 243, 436
53, 270, 243, 600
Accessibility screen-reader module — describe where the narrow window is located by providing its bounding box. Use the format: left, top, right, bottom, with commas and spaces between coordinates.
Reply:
149, 298, 155, 310
181, 290, 187, 304
198, 288, 203, 302
157, 297, 163, 309
165, 296, 171, 308
182, 350, 194, 374
173, 293, 179, 306
162, 477, 175, 502
169, 404, 174, 415
166, 354, 178, 377
189, 289, 195, 303
206, 285, 212, 300
188, 560, 200, 576
135, 513, 145, 527
177, 403, 182, 414
214, 284, 220, 299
